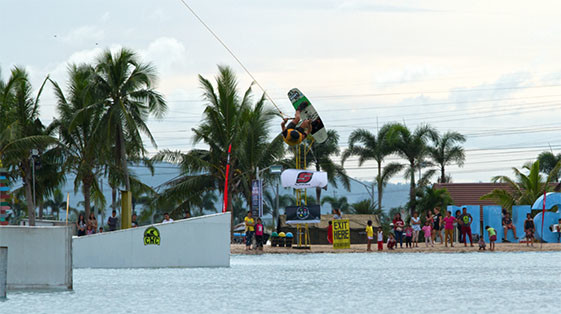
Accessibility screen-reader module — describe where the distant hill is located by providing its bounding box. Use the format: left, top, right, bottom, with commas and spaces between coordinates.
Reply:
29, 162, 408, 218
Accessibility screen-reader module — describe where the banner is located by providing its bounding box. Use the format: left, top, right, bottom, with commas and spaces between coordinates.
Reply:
285, 205, 321, 224
251, 179, 263, 217
281, 169, 328, 189
333, 219, 350, 249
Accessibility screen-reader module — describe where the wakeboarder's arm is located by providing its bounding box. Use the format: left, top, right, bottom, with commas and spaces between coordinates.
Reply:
281, 118, 288, 132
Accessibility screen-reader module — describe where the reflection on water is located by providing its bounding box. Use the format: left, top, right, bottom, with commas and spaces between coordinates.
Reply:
4, 252, 560, 313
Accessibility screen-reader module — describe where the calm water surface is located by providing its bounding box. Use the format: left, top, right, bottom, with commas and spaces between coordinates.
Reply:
3, 252, 560, 313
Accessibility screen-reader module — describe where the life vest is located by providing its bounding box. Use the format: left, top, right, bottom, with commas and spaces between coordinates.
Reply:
283, 128, 304, 145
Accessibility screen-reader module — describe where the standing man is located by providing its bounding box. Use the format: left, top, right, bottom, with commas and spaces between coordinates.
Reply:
107, 210, 119, 231
162, 212, 174, 223
244, 211, 255, 251
432, 207, 443, 245
458, 207, 474, 247
131, 213, 138, 227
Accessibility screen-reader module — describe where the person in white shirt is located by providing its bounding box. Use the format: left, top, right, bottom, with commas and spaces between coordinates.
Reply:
162, 212, 174, 224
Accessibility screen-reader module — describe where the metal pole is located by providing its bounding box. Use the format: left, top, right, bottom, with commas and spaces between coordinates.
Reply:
371, 183, 375, 208
275, 182, 279, 231
0, 246, 7, 299
32, 157, 36, 212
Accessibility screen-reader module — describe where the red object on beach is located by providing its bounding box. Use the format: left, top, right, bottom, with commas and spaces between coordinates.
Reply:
222, 144, 232, 213
541, 191, 546, 237
327, 223, 333, 244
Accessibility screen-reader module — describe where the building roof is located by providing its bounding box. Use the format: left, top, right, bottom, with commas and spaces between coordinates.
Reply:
433, 183, 515, 207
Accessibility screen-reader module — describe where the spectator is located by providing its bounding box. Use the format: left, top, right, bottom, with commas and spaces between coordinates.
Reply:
332, 208, 342, 220
365, 220, 374, 252
162, 212, 174, 223
432, 207, 443, 245
377, 227, 384, 251
87, 212, 98, 234
502, 212, 518, 241
458, 207, 474, 247
184, 211, 191, 219
524, 213, 535, 246
392, 213, 405, 248
76, 213, 86, 236
442, 211, 455, 248
131, 213, 138, 227
387, 233, 396, 250
107, 210, 119, 231
556, 219, 561, 243
422, 221, 433, 247
327, 221, 333, 244
98, 227, 103, 233
86, 224, 94, 235
455, 209, 463, 243
411, 211, 421, 247
255, 218, 264, 251
486, 225, 497, 251
404, 225, 413, 248
244, 211, 255, 251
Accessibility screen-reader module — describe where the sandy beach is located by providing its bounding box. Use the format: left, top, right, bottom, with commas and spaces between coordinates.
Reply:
231, 242, 561, 254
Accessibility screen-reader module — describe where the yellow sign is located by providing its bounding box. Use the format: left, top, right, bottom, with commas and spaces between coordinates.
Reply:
333, 219, 350, 249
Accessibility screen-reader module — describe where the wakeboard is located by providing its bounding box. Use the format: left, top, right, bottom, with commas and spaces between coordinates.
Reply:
287, 88, 327, 143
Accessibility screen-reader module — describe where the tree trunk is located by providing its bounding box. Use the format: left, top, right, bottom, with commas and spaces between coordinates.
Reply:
38, 202, 43, 219
111, 186, 117, 212
23, 169, 36, 226
83, 179, 92, 219
117, 123, 130, 191
409, 161, 416, 216
441, 165, 446, 183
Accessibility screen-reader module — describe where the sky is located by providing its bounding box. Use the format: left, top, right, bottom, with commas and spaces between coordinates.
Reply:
3, 0, 561, 186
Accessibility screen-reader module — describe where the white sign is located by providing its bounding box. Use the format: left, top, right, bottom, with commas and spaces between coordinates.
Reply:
281, 169, 328, 189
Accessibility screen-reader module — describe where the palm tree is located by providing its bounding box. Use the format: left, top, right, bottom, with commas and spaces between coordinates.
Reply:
415, 187, 453, 216
388, 123, 437, 215
303, 130, 350, 203
342, 125, 402, 211
44, 188, 68, 220
153, 66, 284, 221
537, 151, 561, 182
92, 48, 167, 194
51, 64, 106, 218
0, 67, 56, 225
428, 131, 466, 183
349, 199, 377, 215
320, 194, 350, 213
481, 160, 561, 211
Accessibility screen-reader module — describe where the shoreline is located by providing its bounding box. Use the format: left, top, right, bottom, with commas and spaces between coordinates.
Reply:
231, 243, 561, 254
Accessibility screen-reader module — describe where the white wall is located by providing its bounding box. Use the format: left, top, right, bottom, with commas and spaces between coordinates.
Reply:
73, 212, 230, 268
0, 226, 73, 290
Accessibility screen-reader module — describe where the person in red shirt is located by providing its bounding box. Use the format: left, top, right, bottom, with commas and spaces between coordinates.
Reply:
327, 221, 333, 244
392, 213, 405, 248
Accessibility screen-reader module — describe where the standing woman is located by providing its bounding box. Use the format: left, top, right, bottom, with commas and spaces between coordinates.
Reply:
411, 211, 421, 247
76, 213, 87, 237
455, 209, 462, 244
425, 209, 434, 245
87, 212, 98, 234
393, 213, 405, 248
244, 211, 255, 251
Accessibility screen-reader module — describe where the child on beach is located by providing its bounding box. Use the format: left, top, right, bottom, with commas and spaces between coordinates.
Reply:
377, 227, 384, 251
422, 221, 433, 247
478, 237, 486, 250
387, 233, 396, 250
255, 218, 264, 251
404, 225, 413, 248
486, 226, 496, 251
524, 213, 535, 247
411, 211, 421, 247
327, 221, 333, 244
366, 220, 374, 251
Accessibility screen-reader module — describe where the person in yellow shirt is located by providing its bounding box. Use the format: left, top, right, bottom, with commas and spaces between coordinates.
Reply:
244, 211, 255, 251
365, 220, 374, 252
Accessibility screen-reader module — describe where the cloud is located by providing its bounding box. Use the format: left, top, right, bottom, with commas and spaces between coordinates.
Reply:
59, 25, 105, 44
336, 0, 441, 12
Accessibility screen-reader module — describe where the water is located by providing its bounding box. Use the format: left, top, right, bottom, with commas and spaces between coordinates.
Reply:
3, 252, 559, 313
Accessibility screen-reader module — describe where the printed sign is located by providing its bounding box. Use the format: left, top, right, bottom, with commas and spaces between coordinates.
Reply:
251, 179, 263, 217
333, 219, 351, 249
143, 226, 160, 245
285, 205, 321, 224
281, 169, 328, 189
